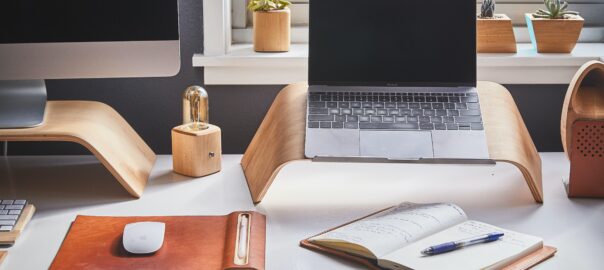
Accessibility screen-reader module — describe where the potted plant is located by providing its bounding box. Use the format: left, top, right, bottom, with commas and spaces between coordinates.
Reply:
248, 0, 291, 52
477, 0, 517, 53
526, 0, 583, 53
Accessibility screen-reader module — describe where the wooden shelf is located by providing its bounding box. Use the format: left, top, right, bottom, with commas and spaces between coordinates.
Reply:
0, 101, 156, 198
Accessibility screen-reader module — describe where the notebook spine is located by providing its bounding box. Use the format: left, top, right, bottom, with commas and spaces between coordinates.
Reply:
222, 211, 266, 270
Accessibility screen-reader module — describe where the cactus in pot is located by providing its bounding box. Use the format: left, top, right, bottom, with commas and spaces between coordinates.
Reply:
248, 0, 292, 52
533, 0, 579, 19
526, 0, 583, 53
480, 0, 496, 18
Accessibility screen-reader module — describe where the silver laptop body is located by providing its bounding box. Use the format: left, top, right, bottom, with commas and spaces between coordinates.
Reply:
305, 0, 489, 161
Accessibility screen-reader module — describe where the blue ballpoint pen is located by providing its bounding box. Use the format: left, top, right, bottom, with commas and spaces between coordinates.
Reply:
420, 232, 504, 256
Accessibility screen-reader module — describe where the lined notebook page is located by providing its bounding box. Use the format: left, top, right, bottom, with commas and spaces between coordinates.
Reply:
310, 202, 467, 258
379, 220, 543, 270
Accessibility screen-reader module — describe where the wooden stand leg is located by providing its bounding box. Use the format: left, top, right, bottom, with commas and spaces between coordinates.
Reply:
0, 101, 156, 197
242, 82, 543, 204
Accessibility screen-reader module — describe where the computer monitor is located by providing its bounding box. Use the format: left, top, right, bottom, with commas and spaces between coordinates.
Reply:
0, 0, 180, 128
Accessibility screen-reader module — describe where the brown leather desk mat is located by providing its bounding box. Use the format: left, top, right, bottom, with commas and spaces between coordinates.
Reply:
50, 212, 265, 270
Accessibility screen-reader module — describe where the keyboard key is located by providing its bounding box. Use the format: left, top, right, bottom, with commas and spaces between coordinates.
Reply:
400, 109, 411, 116
309, 102, 326, 108
8, 210, 21, 215
435, 109, 447, 116
338, 102, 350, 108
395, 117, 406, 122
437, 97, 449, 102
460, 110, 481, 116
385, 102, 396, 108
421, 103, 432, 109
447, 110, 460, 116
424, 110, 435, 116
4, 205, 23, 210
347, 116, 358, 122
334, 115, 346, 122
351, 102, 361, 108
321, 95, 332, 101
426, 96, 437, 102
449, 97, 461, 103
362, 102, 373, 108
467, 103, 480, 110
0, 210, 6, 215
397, 102, 409, 109
459, 124, 472, 130
471, 123, 484, 130
329, 108, 340, 114
413, 96, 426, 102
373, 102, 385, 108
456, 116, 482, 123
411, 109, 423, 116
309, 95, 321, 101
360, 123, 419, 130
353, 109, 364, 115
327, 102, 338, 108
389, 109, 399, 115
419, 116, 431, 123
309, 108, 328, 114
344, 122, 359, 129
420, 123, 434, 130
341, 109, 352, 115
359, 116, 370, 122
462, 96, 479, 103
443, 116, 455, 123
446, 123, 459, 130
431, 116, 442, 123
455, 103, 468, 109
365, 109, 376, 115
332, 122, 343, 128
320, 122, 331, 128
409, 103, 421, 109
435, 123, 447, 130
308, 115, 333, 121
432, 103, 444, 109
1, 200, 13, 205
371, 116, 382, 122
308, 122, 319, 128
383, 116, 394, 122
444, 103, 455, 109
377, 109, 388, 115
0, 215, 18, 220
402, 96, 413, 102
407, 116, 419, 122
0, 220, 16, 226
0, 226, 13, 232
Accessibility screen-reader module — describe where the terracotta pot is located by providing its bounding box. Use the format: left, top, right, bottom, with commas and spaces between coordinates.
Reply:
476, 14, 517, 53
525, 13, 583, 53
253, 9, 290, 52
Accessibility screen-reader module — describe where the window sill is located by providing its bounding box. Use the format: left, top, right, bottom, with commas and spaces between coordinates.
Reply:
193, 43, 604, 85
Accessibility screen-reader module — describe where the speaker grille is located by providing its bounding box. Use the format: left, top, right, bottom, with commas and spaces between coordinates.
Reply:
574, 122, 604, 158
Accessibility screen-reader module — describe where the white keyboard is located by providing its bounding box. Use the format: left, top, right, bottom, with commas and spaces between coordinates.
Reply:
0, 200, 27, 232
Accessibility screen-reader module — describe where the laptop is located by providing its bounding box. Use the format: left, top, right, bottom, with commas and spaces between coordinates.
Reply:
305, 0, 490, 161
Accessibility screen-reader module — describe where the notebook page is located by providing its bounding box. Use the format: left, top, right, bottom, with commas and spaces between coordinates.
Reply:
310, 202, 467, 258
379, 220, 543, 270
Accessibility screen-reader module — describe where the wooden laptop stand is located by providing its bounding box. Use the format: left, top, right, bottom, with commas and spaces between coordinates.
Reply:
241, 81, 543, 204
0, 101, 156, 198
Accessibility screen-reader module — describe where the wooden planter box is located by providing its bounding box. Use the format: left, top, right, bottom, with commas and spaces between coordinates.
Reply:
477, 14, 517, 53
525, 13, 583, 53
253, 9, 290, 52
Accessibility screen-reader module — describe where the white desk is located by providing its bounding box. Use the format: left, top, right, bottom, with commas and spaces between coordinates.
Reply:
0, 154, 602, 269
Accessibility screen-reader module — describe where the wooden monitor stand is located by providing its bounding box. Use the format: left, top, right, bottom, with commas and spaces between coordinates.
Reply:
241, 81, 543, 204
0, 101, 156, 197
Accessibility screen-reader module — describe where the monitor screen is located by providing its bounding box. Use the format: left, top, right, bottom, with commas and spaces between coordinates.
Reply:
1, 0, 178, 44
309, 0, 476, 87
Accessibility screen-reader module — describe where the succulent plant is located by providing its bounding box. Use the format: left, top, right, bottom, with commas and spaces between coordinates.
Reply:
533, 0, 579, 19
480, 0, 496, 18
247, 0, 291, 12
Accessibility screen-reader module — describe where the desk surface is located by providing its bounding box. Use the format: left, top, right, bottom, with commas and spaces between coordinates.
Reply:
0, 154, 602, 270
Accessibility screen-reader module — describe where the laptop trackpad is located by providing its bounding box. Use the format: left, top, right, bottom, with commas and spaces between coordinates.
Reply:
360, 131, 434, 159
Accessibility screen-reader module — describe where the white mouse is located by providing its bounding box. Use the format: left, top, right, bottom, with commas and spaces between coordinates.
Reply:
122, 222, 165, 254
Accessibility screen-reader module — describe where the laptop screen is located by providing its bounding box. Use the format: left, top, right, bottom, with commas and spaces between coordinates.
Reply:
309, 0, 476, 87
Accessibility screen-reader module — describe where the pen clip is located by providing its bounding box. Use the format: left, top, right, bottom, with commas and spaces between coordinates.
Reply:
233, 213, 251, 265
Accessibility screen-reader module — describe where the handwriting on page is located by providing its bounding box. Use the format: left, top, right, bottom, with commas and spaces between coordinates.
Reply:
317, 202, 467, 257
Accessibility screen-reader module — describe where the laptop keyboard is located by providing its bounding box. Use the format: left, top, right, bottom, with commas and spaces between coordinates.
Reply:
0, 199, 27, 231
307, 92, 483, 130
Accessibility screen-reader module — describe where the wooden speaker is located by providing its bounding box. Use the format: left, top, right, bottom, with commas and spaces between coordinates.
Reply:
172, 124, 222, 177
561, 60, 604, 197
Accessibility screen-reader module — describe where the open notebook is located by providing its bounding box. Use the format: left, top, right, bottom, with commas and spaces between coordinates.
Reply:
303, 202, 555, 270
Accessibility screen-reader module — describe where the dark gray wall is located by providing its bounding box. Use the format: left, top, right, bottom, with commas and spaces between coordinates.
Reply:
4, 0, 568, 155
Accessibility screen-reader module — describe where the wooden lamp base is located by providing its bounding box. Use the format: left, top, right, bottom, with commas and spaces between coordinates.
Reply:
241, 82, 544, 204
172, 124, 222, 177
